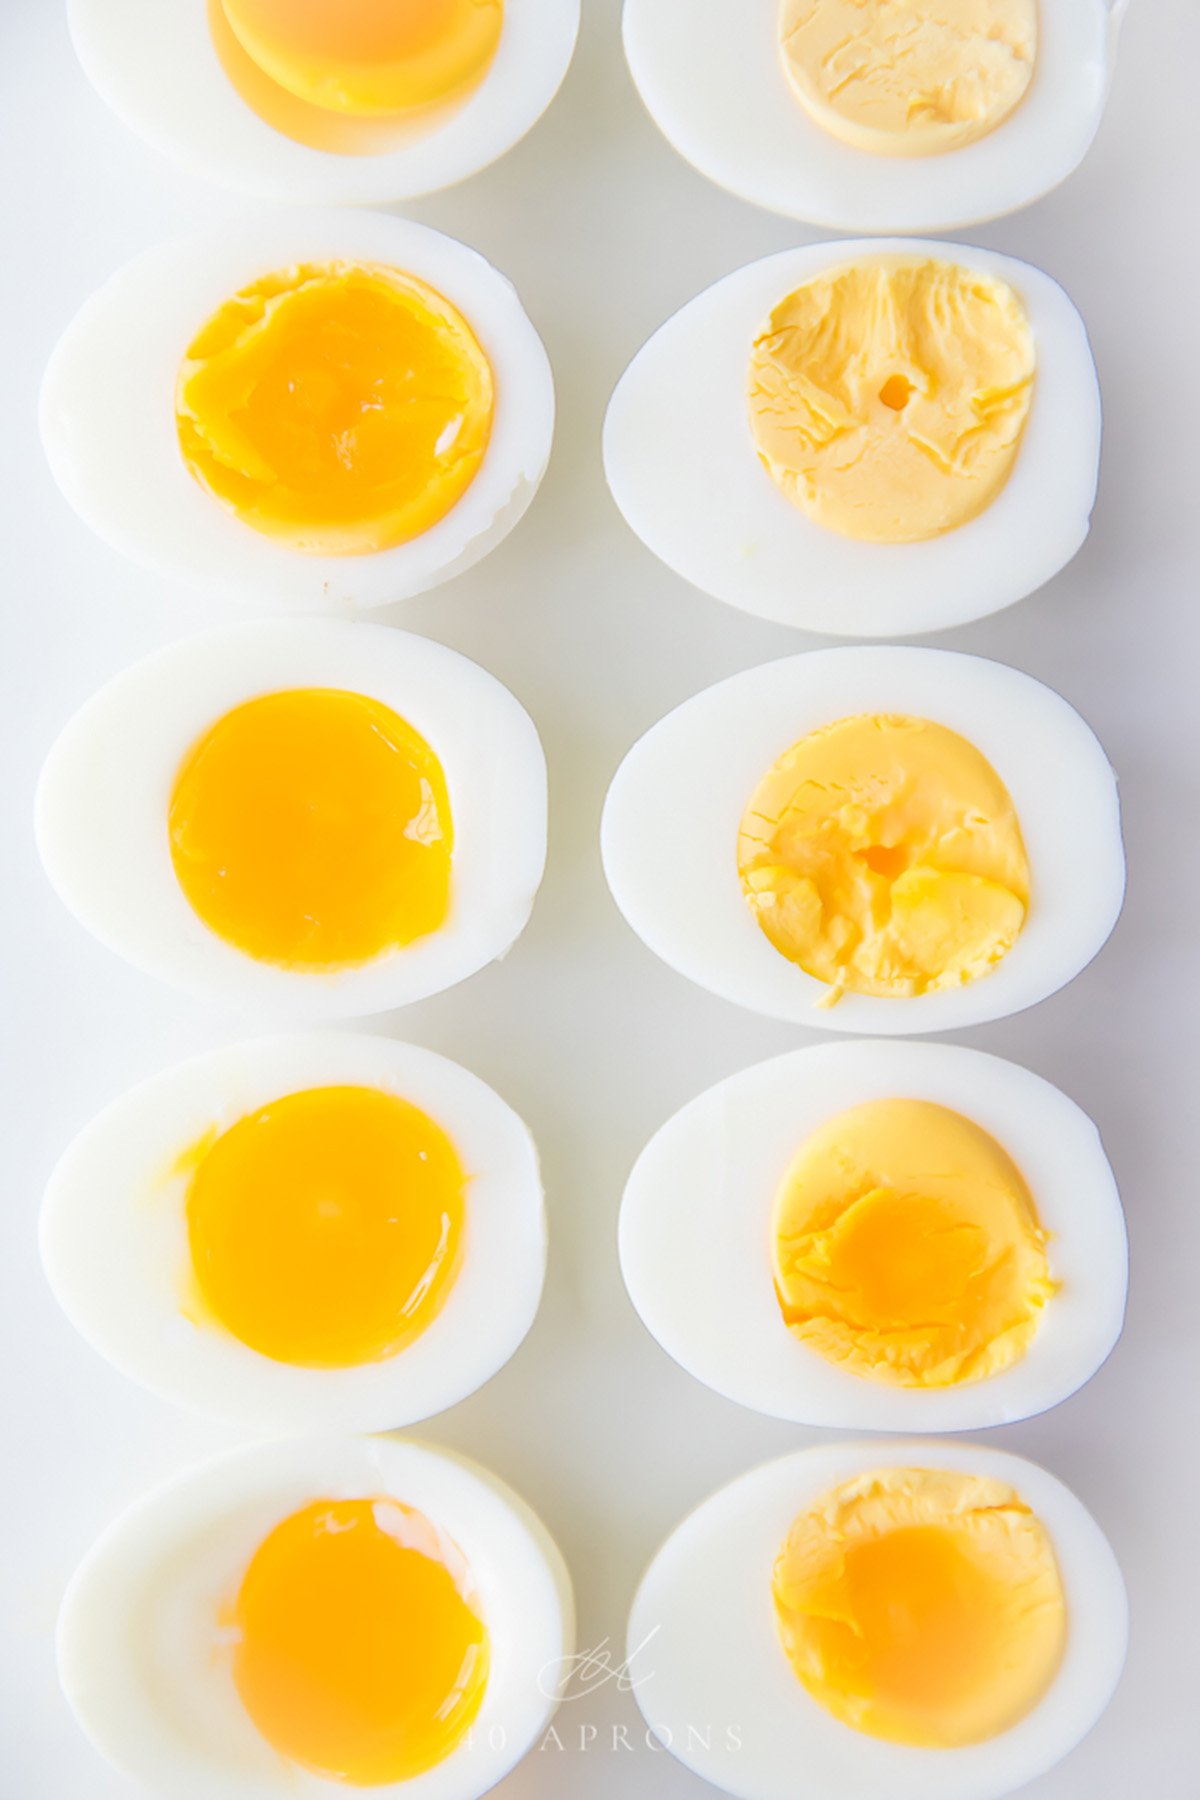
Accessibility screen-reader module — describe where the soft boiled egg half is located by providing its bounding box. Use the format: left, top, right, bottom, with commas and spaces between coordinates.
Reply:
601, 646, 1124, 1033
36, 621, 547, 1020
42, 1033, 544, 1433
621, 1040, 1126, 1431
604, 241, 1100, 635
59, 1436, 573, 1799
40, 211, 554, 612
68, 0, 580, 204
627, 1440, 1126, 1800
623, 0, 1126, 232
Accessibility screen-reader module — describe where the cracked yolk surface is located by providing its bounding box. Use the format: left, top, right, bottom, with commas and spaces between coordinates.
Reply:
773, 1468, 1066, 1747
747, 257, 1036, 544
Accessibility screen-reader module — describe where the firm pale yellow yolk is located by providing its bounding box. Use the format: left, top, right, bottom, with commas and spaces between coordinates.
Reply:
737, 713, 1030, 1001
176, 261, 494, 557
219, 0, 503, 118
773, 1100, 1055, 1385
232, 1497, 489, 1784
168, 688, 453, 970
779, 0, 1037, 156
773, 1469, 1066, 1747
747, 257, 1036, 544
185, 1086, 465, 1368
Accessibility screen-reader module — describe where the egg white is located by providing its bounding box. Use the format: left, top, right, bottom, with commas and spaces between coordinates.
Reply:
59, 1436, 574, 1800
40, 210, 555, 613
623, 0, 1125, 232
628, 1440, 1127, 1800
620, 1039, 1127, 1431
601, 646, 1124, 1033
68, 0, 580, 203
603, 239, 1101, 636
35, 620, 548, 1020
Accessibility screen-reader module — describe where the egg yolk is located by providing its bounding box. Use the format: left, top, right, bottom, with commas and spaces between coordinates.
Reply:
773, 1100, 1055, 1385
737, 713, 1030, 1001
747, 257, 1035, 544
168, 688, 453, 969
176, 261, 494, 556
232, 1497, 489, 1784
218, 0, 503, 119
773, 1468, 1066, 1747
185, 1086, 465, 1367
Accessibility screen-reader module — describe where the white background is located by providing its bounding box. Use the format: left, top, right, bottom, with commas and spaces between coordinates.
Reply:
1, 2, 1197, 1795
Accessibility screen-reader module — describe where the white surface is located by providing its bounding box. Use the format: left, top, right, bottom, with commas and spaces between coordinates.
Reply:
0, 2, 1196, 1797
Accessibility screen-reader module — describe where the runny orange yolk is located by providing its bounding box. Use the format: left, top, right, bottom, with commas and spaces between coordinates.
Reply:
232, 1496, 489, 1784
185, 1085, 466, 1367
773, 1468, 1067, 1747
175, 261, 494, 557
168, 688, 453, 970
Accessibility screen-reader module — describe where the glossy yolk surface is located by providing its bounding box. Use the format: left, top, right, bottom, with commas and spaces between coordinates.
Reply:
219, 0, 503, 118
747, 257, 1035, 544
773, 1099, 1055, 1385
232, 1497, 489, 1783
773, 1468, 1066, 1746
185, 1085, 465, 1367
176, 261, 494, 557
779, 0, 1037, 156
737, 713, 1030, 1002
168, 688, 453, 970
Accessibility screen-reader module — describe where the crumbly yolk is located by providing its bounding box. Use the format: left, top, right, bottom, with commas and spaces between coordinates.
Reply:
773, 1469, 1066, 1747
232, 1497, 489, 1784
779, 0, 1037, 157
737, 713, 1029, 1002
747, 257, 1035, 544
219, 0, 503, 119
176, 261, 494, 557
168, 688, 453, 970
184, 1086, 465, 1368
773, 1100, 1055, 1385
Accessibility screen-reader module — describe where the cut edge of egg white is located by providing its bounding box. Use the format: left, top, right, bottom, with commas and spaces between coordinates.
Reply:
58, 1435, 574, 1800
620, 1039, 1127, 1432
600, 645, 1125, 1034
39, 210, 555, 614
603, 239, 1101, 637
623, 0, 1125, 233
34, 620, 548, 1021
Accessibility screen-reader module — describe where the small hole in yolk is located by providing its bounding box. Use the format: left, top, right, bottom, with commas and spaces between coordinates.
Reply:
879, 373, 913, 411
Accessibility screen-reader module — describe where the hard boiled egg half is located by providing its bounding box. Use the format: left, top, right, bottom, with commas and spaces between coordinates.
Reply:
41, 211, 554, 612
628, 1441, 1126, 1800
624, 0, 1126, 232
601, 647, 1124, 1033
36, 621, 547, 1020
604, 241, 1100, 635
68, 0, 580, 204
621, 1040, 1126, 1431
59, 1436, 573, 1799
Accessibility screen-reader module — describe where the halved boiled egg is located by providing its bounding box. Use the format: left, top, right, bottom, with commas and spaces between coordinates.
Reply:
40, 211, 554, 612
621, 1039, 1126, 1430
68, 0, 580, 204
59, 1436, 572, 1798
604, 241, 1099, 635
36, 621, 547, 1019
623, 0, 1126, 232
601, 647, 1124, 1033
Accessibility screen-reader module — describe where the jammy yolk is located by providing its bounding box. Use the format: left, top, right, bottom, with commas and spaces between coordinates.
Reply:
747, 257, 1035, 544
176, 261, 494, 557
778, 0, 1037, 157
168, 688, 453, 970
773, 1099, 1055, 1386
232, 1497, 489, 1784
772, 1468, 1066, 1747
737, 713, 1030, 1002
186, 1085, 466, 1367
